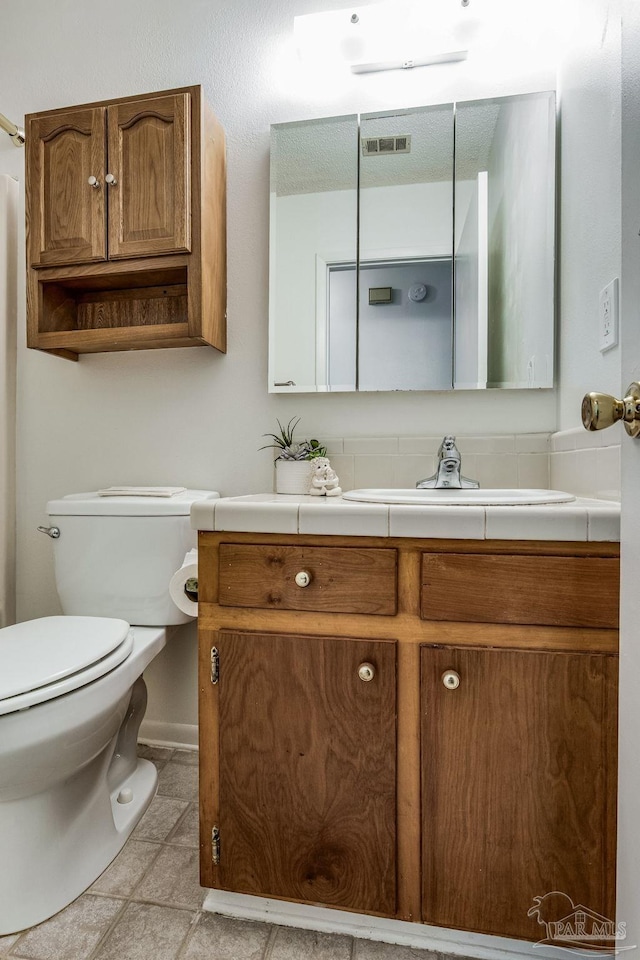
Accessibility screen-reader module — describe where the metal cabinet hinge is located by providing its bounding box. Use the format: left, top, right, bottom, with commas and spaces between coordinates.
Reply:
212, 825, 221, 865
210, 646, 219, 684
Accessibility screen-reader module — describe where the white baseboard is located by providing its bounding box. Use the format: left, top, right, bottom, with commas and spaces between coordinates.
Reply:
202, 890, 576, 960
138, 720, 198, 748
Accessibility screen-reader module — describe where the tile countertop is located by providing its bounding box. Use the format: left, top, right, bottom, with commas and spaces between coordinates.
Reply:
191, 493, 620, 542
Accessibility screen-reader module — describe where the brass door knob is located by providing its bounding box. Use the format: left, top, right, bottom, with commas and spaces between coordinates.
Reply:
582, 382, 640, 438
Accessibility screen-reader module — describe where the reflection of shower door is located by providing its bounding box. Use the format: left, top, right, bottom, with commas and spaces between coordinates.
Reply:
327, 258, 453, 391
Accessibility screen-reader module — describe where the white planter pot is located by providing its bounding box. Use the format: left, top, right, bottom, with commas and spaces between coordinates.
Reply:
275, 460, 313, 495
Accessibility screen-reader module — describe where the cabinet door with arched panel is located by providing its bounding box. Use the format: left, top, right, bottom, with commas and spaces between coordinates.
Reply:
27, 107, 107, 267
107, 93, 191, 259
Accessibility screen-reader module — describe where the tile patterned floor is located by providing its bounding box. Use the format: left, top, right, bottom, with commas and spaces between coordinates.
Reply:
0, 746, 472, 960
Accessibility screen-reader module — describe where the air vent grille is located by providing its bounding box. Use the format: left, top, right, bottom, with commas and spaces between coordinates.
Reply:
362, 135, 411, 157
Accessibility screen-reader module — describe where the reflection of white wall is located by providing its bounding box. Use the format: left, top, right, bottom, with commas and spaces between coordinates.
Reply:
270, 188, 357, 389
486, 95, 555, 387
360, 181, 452, 260
272, 180, 454, 390
454, 175, 488, 389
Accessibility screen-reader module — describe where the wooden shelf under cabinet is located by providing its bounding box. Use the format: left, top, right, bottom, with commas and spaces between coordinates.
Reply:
25, 86, 226, 360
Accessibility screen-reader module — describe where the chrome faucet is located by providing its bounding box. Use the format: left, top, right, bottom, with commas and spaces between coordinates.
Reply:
416, 436, 480, 489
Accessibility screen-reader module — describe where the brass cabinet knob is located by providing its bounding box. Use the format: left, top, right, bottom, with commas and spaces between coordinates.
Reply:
442, 670, 460, 690
294, 570, 312, 588
358, 662, 375, 682
582, 382, 640, 438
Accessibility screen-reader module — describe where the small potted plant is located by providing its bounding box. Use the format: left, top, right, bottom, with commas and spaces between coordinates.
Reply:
261, 418, 327, 494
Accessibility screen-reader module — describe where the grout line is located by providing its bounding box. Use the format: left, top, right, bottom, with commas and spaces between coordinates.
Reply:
164, 801, 196, 845
83, 896, 129, 960
262, 924, 280, 959
175, 909, 203, 959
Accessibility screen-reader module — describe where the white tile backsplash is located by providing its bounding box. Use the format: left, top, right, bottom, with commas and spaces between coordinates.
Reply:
517, 453, 549, 488
549, 429, 620, 501
353, 455, 395, 489
515, 433, 550, 454
343, 438, 399, 455
310, 430, 621, 503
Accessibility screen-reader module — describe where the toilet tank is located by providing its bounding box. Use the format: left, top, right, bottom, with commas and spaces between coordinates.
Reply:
46, 490, 219, 626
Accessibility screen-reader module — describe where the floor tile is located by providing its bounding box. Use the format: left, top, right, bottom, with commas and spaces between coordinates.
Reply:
156, 761, 198, 801
91, 840, 161, 897
132, 796, 190, 842
134, 845, 205, 909
181, 913, 271, 960
167, 803, 199, 847
353, 940, 439, 959
92, 903, 194, 960
10, 894, 123, 960
269, 926, 352, 960
137, 745, 175, 763
0, 934, 19, 951
171, 749, 199, 766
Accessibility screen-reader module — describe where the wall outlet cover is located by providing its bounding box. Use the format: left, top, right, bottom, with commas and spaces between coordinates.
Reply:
599, 278, 619, 353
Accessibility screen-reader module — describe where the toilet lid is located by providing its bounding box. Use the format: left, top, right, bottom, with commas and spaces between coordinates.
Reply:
0, 617, 132, 711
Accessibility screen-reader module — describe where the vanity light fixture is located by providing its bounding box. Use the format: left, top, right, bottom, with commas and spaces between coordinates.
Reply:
294, 0, 473, 76
0, 111, 25, 146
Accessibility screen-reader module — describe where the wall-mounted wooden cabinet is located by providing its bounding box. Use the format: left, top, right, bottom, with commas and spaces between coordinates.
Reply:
26, 86, 225, 360
197, 532, 619, 946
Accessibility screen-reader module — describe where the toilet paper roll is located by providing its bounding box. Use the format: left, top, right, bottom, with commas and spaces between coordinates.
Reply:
169, 549, 199, 618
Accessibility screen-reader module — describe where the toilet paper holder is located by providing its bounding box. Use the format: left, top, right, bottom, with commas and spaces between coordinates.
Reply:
184, 577, 198, 602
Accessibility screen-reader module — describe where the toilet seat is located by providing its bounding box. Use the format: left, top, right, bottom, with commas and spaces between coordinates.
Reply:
0, 616, 133, 716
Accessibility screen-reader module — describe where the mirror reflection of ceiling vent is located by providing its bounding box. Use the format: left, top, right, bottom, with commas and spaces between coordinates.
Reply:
362, 135, 411, 157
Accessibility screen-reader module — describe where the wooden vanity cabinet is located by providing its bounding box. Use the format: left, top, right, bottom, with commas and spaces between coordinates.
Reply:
26, 86, 225, 359
197, 532, 619, 943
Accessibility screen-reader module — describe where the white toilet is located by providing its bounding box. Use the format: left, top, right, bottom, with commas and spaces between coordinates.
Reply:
0, 488, 218, 935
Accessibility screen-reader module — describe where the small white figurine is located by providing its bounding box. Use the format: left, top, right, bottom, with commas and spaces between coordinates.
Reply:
309, 457, 342, 497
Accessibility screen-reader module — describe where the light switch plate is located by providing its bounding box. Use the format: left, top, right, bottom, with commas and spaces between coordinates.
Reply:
599, 278, 619, 352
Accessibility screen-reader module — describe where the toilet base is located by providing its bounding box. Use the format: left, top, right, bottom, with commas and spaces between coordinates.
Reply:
0, 625, 167, 935
0, 756, 157, 935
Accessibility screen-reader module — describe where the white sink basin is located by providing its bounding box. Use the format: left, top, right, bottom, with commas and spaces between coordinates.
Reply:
341, 488, 576, 506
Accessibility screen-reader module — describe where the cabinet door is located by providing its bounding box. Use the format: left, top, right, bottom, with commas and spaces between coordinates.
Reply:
27, 107, 107, 267
107, 93, 191, 259
421, 646, 617, 943
209, 629, 397, 915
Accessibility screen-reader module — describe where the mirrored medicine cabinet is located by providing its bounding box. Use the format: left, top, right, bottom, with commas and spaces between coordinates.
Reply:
269, 90, 556, 393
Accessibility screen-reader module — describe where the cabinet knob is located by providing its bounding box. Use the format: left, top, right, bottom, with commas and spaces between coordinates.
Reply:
294, 570, 312, 588
87, 176, 100, 188
105, 173, 118, 186
442, 670, 460, 690
582, 382, 640, 438
358, 662, 376, 682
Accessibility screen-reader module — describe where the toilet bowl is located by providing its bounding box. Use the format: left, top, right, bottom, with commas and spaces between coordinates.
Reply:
0, 489, 218, 935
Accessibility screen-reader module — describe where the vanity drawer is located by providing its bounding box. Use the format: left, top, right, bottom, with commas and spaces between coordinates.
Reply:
420, 553, 619, 628
218, 544, 398, 615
